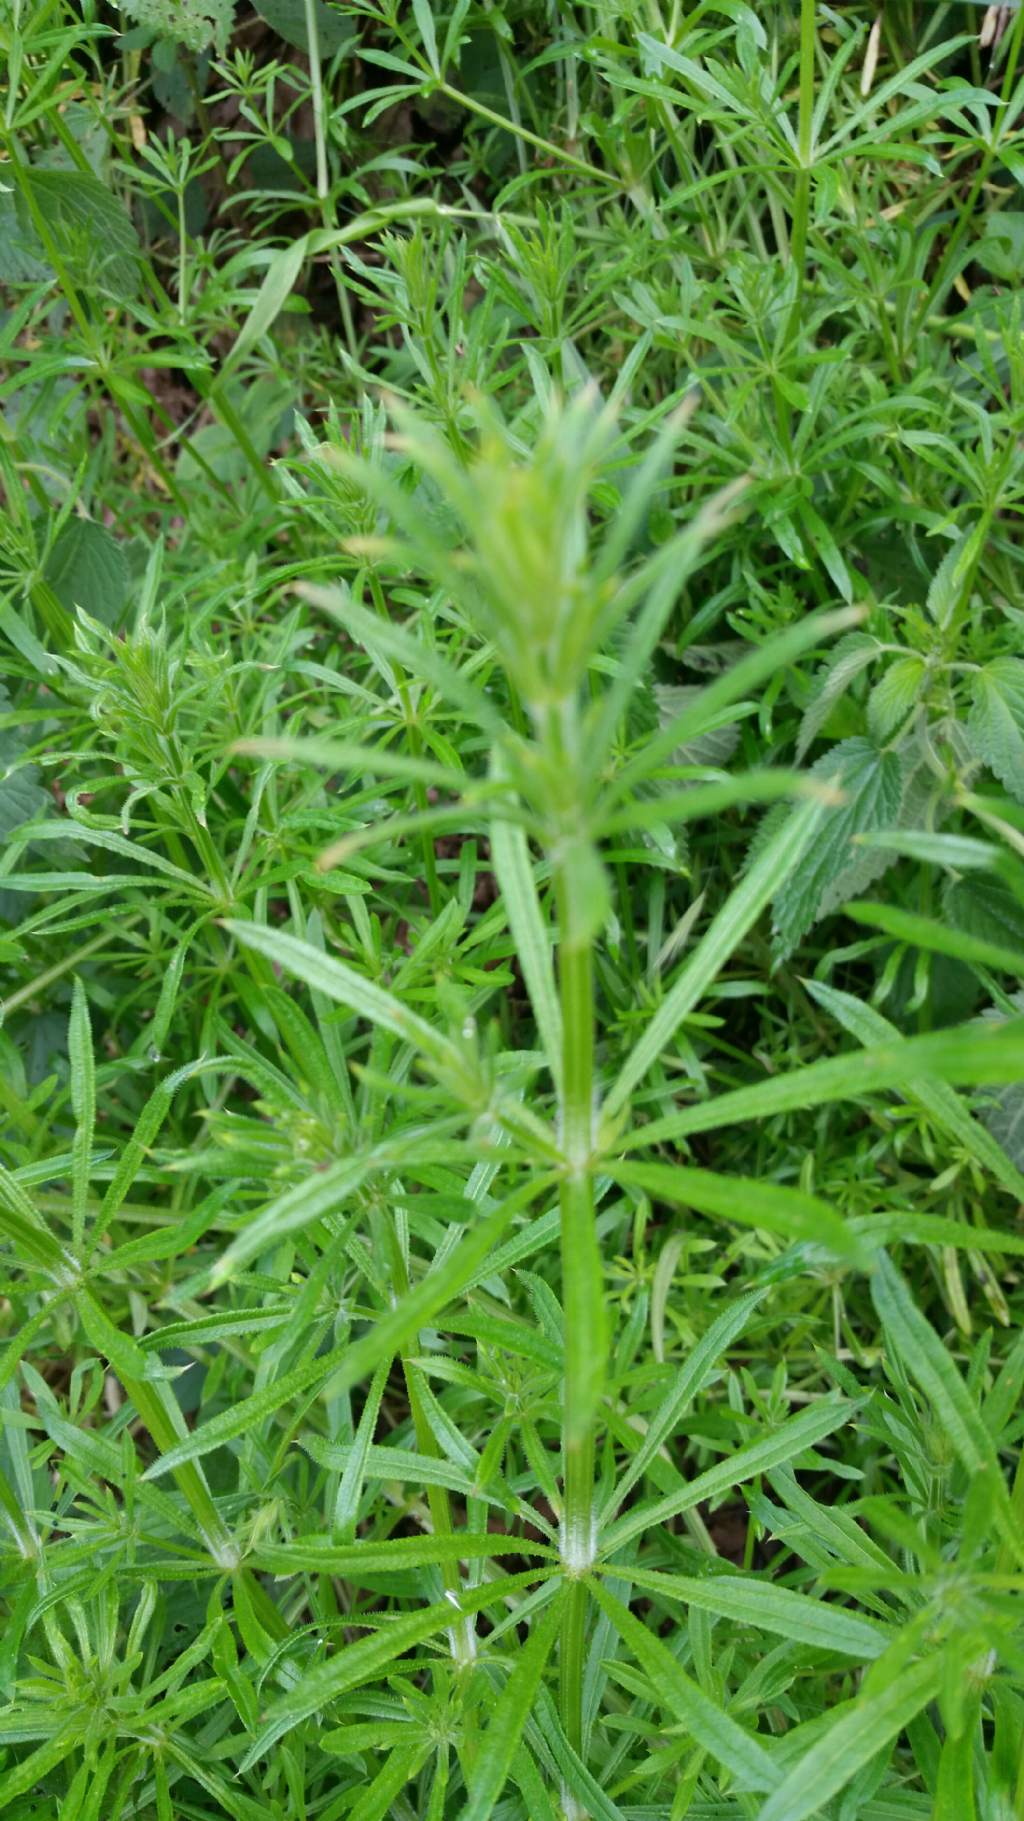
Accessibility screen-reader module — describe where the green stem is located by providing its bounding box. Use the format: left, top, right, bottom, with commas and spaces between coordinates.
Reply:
384, 1223, 476, 1672
201, 380, 281, 506
124, 1373, 236, 1567
555, 876, 604, 1766
783, 0, 816, 353
1, 920, 143, 1018
304, 0, 328, 201
439, 81, 613, 186
303, 0, 358, 356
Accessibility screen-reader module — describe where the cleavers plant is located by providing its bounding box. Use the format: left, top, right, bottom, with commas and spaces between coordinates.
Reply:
4, 0, 1024, 1817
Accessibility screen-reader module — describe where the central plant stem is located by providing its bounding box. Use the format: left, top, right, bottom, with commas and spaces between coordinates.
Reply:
555, 874, 604, 1769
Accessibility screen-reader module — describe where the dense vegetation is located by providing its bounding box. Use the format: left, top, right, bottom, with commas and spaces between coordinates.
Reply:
2, 0, 1024, 1815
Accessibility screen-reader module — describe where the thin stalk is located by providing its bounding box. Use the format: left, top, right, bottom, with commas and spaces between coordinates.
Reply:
1, 920, 143, 1018
783, 0, 817, 353
305, 0, 328, 202
200, 378, 281, 506
124, 1372, 236, 1567
555, 871, 604, 1764
178, 180, 188, 324
384, 1220, 476, 1672
439, 82, 614, 185
303, 0, 358, 356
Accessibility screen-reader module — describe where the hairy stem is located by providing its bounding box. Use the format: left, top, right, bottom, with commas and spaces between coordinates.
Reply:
556, 879, 603, 1768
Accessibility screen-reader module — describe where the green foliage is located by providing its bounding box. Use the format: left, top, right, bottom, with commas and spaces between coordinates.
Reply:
2, 0, 1024, 1816
115, 0, 235, 53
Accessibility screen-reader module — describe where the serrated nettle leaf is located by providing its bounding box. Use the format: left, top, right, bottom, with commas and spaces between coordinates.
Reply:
925, 532, 972, 628
966, 659, 1024, 803
653, 685, 741, 766
16, 167, 141, 300
253, 0, 353, 55
796, 633, 881, 760
771, 738, 906, 959
867, 657, 925, 743
945, 871, 1024, 950
43, 520, 129, 629
114, 0, 235, 53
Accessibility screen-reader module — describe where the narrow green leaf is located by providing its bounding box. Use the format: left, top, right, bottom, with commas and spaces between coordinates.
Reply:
302, 1436, 476, 1496
607, 792, 826, 1117
459, 1590, 565, 1821
844, 899, 1024, 976
333, 1355, 390, 1536
17, 820, 214, 891
347, 1741, 431, 1821
589, 1582, 781, 1790
241, 1571, 548, 1764
609, 1288, 767, 1512
225, 234, 310, 371
805, 978, 1024, 1204
252, 1533, 557, 1576
211, 1158, 366, 1283
603, 1396, 853, 1553
68, 979, 94, 1252
147, 1175, 556, 1477
489, 766, 562, 1092
140, 1338, 352, 1481
234, 733, 466, 792
225, 918, 470, 1080
757, 1653, 943, 1821
0, 1725, 84, 1807
0, 1163, 64, 1270
607, 1564, 889, 1656
77, 1290, 150, 1382
605, 607, 864, 803
609, 1160, 870, 1265
617, 1016, 1024, 1155
872, 1253, 1023, 1564
851, 1212, 1024, 1257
